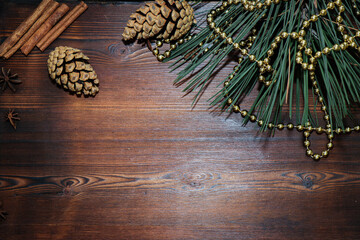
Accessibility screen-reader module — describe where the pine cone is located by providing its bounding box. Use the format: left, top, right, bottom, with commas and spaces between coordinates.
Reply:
47, 46, 99, 97
122, 0, 195, 41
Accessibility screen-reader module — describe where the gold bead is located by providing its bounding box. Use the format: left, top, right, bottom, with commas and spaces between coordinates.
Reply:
338, 25, 344, 32
178, 39, 184, 44
170, 44, 177, 50
227, 98, 233, 105
333, 44, 340, 51
248, 55, 256, 62
290, 32, 299, 39
319, 9, 327, 16
305, 48, 312, 56
287, 123, 294, 130
304, 131, 311, 138
157, 54, 165, 62
313, 154, 321, 161
306, 149, 313, 156
308, 64, 315, 71
233, 105, 240, 113
299, 29, 306, 36
322, 150, 329, 158
153, 48, 159, 56
259, 75, 265, 82
164, 50, 171, 58
302, 63, 308, 70
265, 81, 271, 87
267, 49, 274, 57
345, 127, 351, 133
335, 0, 341, 6
277, 124, 284, 130
224, 81, 230, 87
336, 16, 343, 23
250, 115, 257, 122
327, 2, 335, 9
328, 134, 334, 140
326, 128, 332, 135
258, 120, 264, 126
296, 57, 303, 64
268, 123, 274, 129
310, 15, 318, 22
354, 126, 360, 132
241, 110, 248, 117
209, 22, 216, 29
327, 142, 334, 149
156, 40, 163, 47
302, 21, 310, 28
233, 42, 240, 49
336, 128, 342, 134
322, 47, 331, 54
241, 49, 248, 55
304, 140, 311, 147
226, 37, 233, 44
316, 127, 323, 134
340, 43, 348, 50
324, 114, 329, 121
281, 32, 288, 39
314, 51, 322, 58
297, 125, 304, 131
266, 65, 272, 72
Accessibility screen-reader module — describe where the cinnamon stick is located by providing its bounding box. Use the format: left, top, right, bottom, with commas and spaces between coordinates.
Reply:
21, 3, 70, 56
3, 1, 60, 59
37, 2, 88, 52
0, 0, 53, 58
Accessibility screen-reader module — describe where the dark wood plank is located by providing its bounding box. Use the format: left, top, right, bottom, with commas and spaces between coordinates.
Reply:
0, 1, 360, 239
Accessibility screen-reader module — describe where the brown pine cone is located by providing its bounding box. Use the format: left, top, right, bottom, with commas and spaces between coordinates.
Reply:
122, 0, 195, 41
47, 46, 99, 97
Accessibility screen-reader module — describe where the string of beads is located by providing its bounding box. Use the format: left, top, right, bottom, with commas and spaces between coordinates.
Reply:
151, 0, 360, 160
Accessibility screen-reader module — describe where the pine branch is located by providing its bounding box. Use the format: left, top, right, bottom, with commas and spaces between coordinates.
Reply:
168, 1, 360, 130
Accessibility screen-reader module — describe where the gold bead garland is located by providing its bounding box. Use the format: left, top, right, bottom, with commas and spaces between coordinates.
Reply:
151, 0, 360, 160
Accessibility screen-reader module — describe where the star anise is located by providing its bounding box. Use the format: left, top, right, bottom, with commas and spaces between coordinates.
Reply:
0, 67, 22, 92
5, 109, 20, 130
0, 201, 7, 220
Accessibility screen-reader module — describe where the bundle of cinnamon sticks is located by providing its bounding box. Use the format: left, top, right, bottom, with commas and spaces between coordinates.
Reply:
0, 0, 88, 59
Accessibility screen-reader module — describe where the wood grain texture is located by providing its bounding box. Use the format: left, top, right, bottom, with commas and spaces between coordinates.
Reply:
0, 1, 360, 239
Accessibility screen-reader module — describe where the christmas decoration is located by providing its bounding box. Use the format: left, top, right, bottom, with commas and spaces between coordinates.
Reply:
5, 109, 20, 130
0, 67, 22, 93
48, 46, 99, 97
122, 0, 195, 41
124, 0, 360, 160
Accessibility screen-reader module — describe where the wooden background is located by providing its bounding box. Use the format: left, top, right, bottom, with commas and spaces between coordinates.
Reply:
0, 1, 360, 239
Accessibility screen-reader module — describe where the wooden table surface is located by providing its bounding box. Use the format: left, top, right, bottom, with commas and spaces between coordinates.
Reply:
0, 1, 360, 239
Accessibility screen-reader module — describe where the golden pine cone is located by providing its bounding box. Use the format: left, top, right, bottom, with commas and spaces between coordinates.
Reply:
122, 0, 195, 41
47, 46, 99, 97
